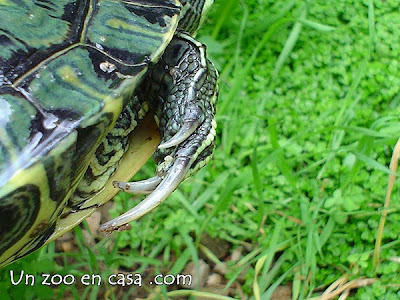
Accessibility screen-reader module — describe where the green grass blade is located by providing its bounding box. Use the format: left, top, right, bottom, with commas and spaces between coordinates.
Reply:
298, 19, 335, 31
273, 6, 307, 76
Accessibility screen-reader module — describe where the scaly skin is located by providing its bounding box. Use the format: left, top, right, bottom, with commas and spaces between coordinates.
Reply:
100, 6, 218, 232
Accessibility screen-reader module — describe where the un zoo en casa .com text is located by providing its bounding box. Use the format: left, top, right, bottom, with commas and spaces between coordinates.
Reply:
9, 270, 192, 287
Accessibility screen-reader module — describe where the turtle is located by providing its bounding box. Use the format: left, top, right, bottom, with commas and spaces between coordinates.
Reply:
0, 0, 218, 267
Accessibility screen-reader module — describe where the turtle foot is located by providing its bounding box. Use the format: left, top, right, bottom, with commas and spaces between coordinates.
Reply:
99, 34, 218, 232
99, 156, 191, 231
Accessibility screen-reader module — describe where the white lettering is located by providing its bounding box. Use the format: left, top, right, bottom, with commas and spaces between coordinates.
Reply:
81, 274, 90, 286
63, 274, 75, 285
108, 274, 116, 285
41, 273, 51, 285
92, 274, 101, 286
10, 270, 33, 286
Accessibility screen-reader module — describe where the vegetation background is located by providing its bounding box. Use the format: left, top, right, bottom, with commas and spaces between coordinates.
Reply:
1, 0, 400, 299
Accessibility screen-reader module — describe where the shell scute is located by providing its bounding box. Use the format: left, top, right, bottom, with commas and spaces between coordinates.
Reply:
0, 0, 182, 266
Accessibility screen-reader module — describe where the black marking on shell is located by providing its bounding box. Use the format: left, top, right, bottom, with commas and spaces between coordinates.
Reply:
86, 47, 145, 81
0, 0, 86, 84
124, 3, 179, 26
60, 1, 89, 40
14, 221, 56, 261
45, 142, 75, 205
0, 28, 34, 83
34, 0, 56, 11
0, 185, 40, 254
0, 35, 13, 47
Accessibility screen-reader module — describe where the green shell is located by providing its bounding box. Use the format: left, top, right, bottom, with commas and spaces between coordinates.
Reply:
0, 0, 182, 266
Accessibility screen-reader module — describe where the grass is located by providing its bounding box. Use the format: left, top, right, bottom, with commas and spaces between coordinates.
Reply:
2, 0, 400, 299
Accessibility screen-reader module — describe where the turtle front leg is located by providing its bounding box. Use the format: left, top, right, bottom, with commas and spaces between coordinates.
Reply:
100, 33, 218, 231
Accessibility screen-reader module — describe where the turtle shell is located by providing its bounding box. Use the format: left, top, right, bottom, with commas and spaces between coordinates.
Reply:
0, 0, 182, 266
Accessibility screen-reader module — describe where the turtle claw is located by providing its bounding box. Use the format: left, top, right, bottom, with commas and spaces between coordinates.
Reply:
113, 176, 162, 195
99, 157, 191, 231
158, 119, 201, 149
99, 35, 218, 232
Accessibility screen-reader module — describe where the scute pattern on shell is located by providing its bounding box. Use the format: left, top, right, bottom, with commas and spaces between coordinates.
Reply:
0, 0, 181, 267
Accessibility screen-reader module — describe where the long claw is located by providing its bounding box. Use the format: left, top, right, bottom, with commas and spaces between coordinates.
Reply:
100, 157, 191, 231
113, 176, 162, 195
158, 120, 201, 149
